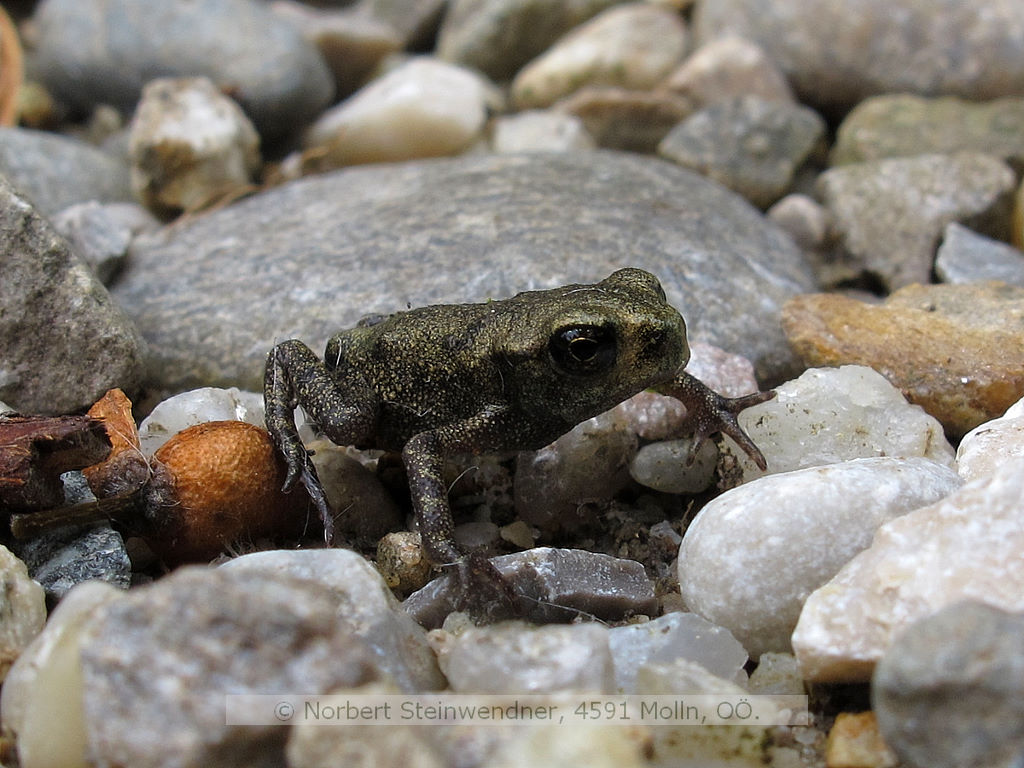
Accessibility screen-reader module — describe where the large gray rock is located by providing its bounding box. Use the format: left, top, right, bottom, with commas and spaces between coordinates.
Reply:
693, 0, 1024, 116
0, 175, 145, 415
0, 128, 133, 217
29, 0, 334, 139
873, 601, 1024, 768
113, 152, 816, 394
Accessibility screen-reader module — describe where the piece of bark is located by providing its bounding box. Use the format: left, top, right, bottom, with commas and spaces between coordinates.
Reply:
0, 415, 110, 512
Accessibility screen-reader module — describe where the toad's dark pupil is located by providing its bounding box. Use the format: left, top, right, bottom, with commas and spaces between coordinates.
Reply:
550, 325, 616, 374
569, 336, 599, 361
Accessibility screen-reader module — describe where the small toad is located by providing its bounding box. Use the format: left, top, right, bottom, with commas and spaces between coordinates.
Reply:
265, 268, 772, 617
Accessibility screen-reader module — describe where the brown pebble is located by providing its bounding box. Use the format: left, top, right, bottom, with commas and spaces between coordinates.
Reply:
375, 531, 431, 595
825, 712, 897, 768
783, 282, 1024, 437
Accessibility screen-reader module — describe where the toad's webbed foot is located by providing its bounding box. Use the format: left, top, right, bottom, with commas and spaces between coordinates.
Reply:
450, 552, 522, 624
295, 453, 335, 544
657, 372, 775, 471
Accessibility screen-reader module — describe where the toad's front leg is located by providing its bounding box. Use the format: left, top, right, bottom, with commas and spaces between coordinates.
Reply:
656, 371, 775, 470
264, 339, 377, 542
403, 410, 521, 623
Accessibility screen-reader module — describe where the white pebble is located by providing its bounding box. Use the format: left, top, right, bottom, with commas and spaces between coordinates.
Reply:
629, 437, 718, 494
679, 456, 961, 658
511, 3, 688, 109
956, 395, 1024, 482
137, 387, 265, 456
129, 77, 260, 214
304, 57, 496, 167
608, 612, 748, 693
0, 547, 46, 683
793, 457, 1024, 682
491, 110, 595, 152
435, 622, 613, 694
1, 581, 123, 768
721, 365, 955, 481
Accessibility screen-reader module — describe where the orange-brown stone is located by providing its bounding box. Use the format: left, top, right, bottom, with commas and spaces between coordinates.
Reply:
783, 282, 1024, 437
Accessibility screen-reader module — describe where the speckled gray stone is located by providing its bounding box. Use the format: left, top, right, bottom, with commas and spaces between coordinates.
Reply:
817, 152, 1016, 290
29, 0, 334, 139
0, 175, 144, 415
80, 567, 377, 768
113, 152, 816, 395
0, 128, 132, 217
221, 549, 445, 692
694, 0, 1024, 116
658, 95, 825, 209
13, 525, 131, 605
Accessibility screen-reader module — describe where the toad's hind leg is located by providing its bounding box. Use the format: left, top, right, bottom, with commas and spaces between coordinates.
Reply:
403, 412, 522, 623
264, 339, 377, 542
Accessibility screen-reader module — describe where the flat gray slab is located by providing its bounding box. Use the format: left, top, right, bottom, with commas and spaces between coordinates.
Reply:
113, 151, 817, 393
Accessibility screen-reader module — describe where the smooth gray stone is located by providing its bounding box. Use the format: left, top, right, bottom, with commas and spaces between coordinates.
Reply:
658, 95, 825, 209
0, 128, 132, 217
873, 601, 1024, 768
29, 0, 334, 139
935, 222, 1024, 287
113, 151, 816, 395
694, 0, 1024, 116
402, 547, 658, 629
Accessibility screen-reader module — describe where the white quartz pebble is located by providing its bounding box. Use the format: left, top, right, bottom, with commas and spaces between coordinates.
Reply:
679, 456, 961, 658
137, 387, 265, 456
304, 57, 496, 167
721, 365, 955, 481
129, 77, 260, 214
511, 2, 687, 109
956, 395, 1024, 482
793, 458, 1024, 682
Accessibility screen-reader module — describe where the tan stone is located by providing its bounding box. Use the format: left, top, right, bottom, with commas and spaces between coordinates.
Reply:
792, 458, 1024, 682
825, 712, 897, 768
783, 282, 1024, 437
511, 3, 687, 109
557, 86, 693, 152
664, 34, 793, 108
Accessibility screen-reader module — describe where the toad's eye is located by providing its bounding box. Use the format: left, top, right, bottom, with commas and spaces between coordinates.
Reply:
549, 325, 616, 375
